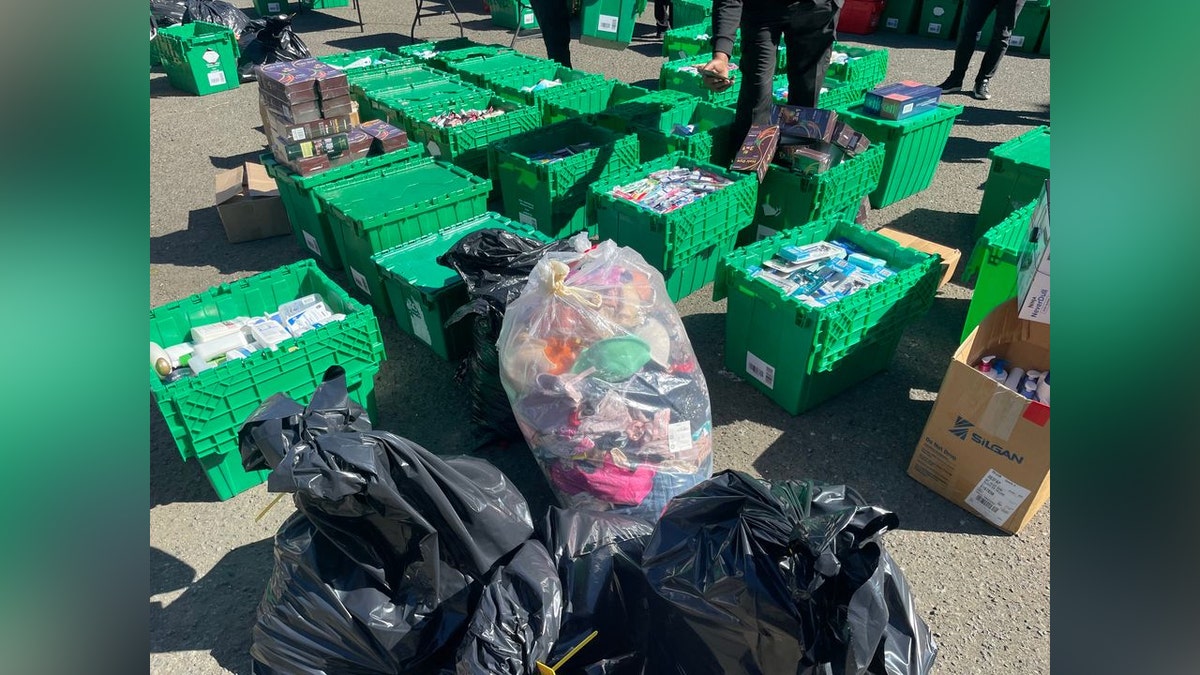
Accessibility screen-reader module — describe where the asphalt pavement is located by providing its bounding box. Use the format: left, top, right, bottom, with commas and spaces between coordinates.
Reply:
150, 3, 1051, 673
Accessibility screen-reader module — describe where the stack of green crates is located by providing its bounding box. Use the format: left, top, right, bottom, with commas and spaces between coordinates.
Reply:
713, 219, 941, 414
315, 157, 492, 313
488, 64, 611, 118
373, 213, 553, 360
602, 95, 736, 166
316, 49, 413, 84
975, 126, 1050, 238
880, 0, 921, 33
591, 152, 758, 301
543, 78, 654, 125
754, 142, 885, 240
490, 0, 539, 30
919, 0, 962, 39
367, 79, 495, 127
961, 201, 1037, 340
827, 43, 889, 96
401, 92, 541, 178
673, 0, 713, 30
835, 102, 964, 208
446, 51, 553, 88
580, 0, 648, 49
348, 63, 456, 121
261, 144, 428, 270
490, 118, 642, 239
149, 260, 386, 500
393, 38, 506, 62
154, 21, 240, 96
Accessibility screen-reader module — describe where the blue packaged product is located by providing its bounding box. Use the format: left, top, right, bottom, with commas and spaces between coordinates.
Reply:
847, 252, 887, 273
778, 241, 846, 265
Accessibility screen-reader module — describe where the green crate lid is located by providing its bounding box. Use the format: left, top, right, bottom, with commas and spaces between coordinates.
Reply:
372, 212, 547, 290
981, 201, 1035, 262
317, 159, 483, 226
989, 126, 1050, 171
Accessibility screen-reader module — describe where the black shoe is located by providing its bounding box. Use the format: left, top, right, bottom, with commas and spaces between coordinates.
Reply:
973, 79, 992, 100
937, 77, 963, 94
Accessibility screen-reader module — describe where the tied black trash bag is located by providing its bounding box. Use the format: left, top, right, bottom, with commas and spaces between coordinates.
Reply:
238, 14, 312, 81
438, 229, 587, 440
640, 470, 938, 675
183, 0, 253, 37
239, 366, 560, 675
151, 1, 187, 27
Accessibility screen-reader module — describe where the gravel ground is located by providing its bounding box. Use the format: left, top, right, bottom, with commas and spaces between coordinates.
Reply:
150, 3, 1050, 673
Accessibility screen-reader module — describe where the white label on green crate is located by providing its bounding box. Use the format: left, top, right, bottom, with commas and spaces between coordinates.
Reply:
886, 18, 899, 29
598, 15, 619, 33
268, 2, 282, 11
407, 297, 433, 345
302, 231, 321, 256
932, 7, 945, 16
351, 267, 371, 295
202, 49, 220, 64
426, 140, 441, 157
519, 212, 537, 228
208, 70, 227, 87
745, 352, 776, 389
928, 23, 942, 34
755, 225, 778, 242
964, 469, 1031, 527
668, 422, 693, 454
1010, 35, 1026, 47
524, 12, 536, 26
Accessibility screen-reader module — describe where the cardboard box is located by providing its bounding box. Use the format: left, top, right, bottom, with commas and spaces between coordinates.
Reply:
1017, 180, 1050, 324
907, 300, 1050, 534
213, 163, 291, 243
876, 227, 962, 289
770, 105, 838, 143
730, 124, 779, 182
864, 81, 942, 120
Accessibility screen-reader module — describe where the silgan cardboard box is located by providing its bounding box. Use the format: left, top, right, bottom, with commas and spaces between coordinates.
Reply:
214, 162, 292, 244
907, 299, 1050, 534
1017, 179, 1050, 324
876, 227, 962, 289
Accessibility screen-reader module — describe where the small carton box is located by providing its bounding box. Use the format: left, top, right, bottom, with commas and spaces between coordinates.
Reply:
831, 120, 871, 156
875, 227, 962, 289
864, 81, 942, 120
730, 124, 780, 182
1017, 180, 1050, 324
770, 105, 838, 143
213, 162, 291, 243
777, 141, 842, 175
907, 299, 1050, 534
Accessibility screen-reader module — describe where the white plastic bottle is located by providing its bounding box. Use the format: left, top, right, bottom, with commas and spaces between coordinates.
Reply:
1036, 370, 1050, 405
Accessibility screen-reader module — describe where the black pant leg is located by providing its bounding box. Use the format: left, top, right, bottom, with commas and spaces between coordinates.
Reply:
529, 0, 573, 68
977, 0, 1026, 82
781, 0, 839, 107
654, 0, 673, 30
951, 0, 1000, 80
730, 12, 782, 157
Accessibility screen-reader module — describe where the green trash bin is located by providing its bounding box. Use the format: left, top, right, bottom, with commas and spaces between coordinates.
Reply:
919, 0, 962, 40
490, 0, 540, 30
880, 0, 921, 33
962, 0, 1048, 53
155, 21, 240, 96
580, 0, 649, 50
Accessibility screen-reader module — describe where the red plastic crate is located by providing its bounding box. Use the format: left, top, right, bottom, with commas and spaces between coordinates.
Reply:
838, 0, 885, 35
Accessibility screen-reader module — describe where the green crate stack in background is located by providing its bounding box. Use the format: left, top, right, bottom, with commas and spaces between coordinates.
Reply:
754, 142, 885, 241
149, 260, 386, 500
393, 38, 511, 64
490, 0, 540, 30
975, 126, 1050, 238
373, 213, 553, 360
315, 158, 492, 313
713, 220, 941, 414
919, 0, 962, 39
663, 22, 726, 60
590, 152, 757, 300
490, 118, 642, 239
880, 0, 921, 33
262, 145, 428, 270
580, 0, 648, 49
961, 201, 1038, 340
155, 21, 241, 96
835, 102, 964, 208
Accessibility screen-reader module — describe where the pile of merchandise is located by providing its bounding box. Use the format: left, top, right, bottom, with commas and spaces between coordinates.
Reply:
732, 104, 872, 181
427, 106, 507, 127
976, 356, 1051, 403
610, 167, 733, 214
746, 239, 894, 308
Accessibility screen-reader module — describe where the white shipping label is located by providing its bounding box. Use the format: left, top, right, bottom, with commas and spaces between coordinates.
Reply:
745, 352, 776, 390
207, 70, 227, 87
202, 48, 220, 64
668, 422, 693, 454
928, 23, 942, 34
268, 2, 282, 12
524, 12, 536, 26
426, 140, 442, 157
598, 15, 619, 33
932, 7, 945, 16
407, 297, 433, 345
1010, 35, 1026, 47
886, 18, 899, 28
519, 212, 537, 228
964, 469, 1032, 527
303, 231, 322, 256
351, 267, 371, 295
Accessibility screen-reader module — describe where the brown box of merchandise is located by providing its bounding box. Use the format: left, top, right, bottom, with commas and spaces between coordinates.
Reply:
771, 105, 838, 143
359, 119, 410, 154
831, 120, 871, 156
730, 124, 779, 183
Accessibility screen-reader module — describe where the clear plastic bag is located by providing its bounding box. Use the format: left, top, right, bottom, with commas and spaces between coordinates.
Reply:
498, 240, 713, 521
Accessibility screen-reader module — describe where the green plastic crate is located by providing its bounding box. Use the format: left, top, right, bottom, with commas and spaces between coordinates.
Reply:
373, 213, 552, 360
827, 43, 889, 95
304, 0, 352, 8
155, 21, 240, 96
1038, 11, 1050, 55
770, 75, 864, 111
835, 102, 964, 208
755, 141, 886, 235
254, 0, 297, 15
350, 64, 456, 120
149, 260, 385, 499
447, 51, 553, 87
490, 0, 539, 29
663, 22, 722, 60
393, 37, 492, 61
661, 54, 742, 103
580, 0, 648, 49
635, 99, 736, 166
591, 152, 757, 270
963, 0, 1048, 53
880, 0, 921, 33
403, 95, 541, 178
543, 78, 654, 125
975, 126, 1050, 239
662, 232, 739, 301
368, 80, 495, 127
919, 0, 962, 39
714, 220, 940, 414
261, 145, 428, 270
317, 49, 413, 82
489, 65, 610, 118
316, 158, 492, 311
591, 90, 703, 137
490, 118, 641, 239
673, 0, 713, 30
961, 201, 1037, 340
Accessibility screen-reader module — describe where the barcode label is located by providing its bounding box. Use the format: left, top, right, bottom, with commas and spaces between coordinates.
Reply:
207, 70, 226, 87
964, 469, 1031, 527
407, 297, 432, 345
524, 12, 536, 26
928, 23, 942, 34
268, 2, 281, 12
886, 18, 899, 29
1010, 35, 1026, 47
668, 422, 693, 454
519, 212, 537, 227
302, 231, 321, 256
598, 15, 619, 33
745, 352, 776, 389
351, 268, 371, 295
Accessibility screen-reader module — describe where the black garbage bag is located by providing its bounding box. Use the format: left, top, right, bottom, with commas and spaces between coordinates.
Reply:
438, 229, 585, 439
183, 0, 253, 37
640, 470, 938, 675
237, 14, 312, 81
239, 366, 540, 675
540, 508, 655, 673
151, 1, 187, 27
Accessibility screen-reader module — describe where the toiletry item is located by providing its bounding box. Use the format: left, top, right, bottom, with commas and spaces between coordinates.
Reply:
191, 331, 250, 364
847, 252, 887, 274
191, 318, 250, 343
150, 342, 172, 377
164, 342, 195, 368
1036, 370, 1050, 405
277, 294, 323, 320
248, 317, 292, 350
1003, 367, 1026, 391
284, 302, 334, 337
1019, 376, 1039, 400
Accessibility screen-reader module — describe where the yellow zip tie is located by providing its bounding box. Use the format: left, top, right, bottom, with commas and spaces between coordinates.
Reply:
255, 492, 286, 522
536, 630, 599, 675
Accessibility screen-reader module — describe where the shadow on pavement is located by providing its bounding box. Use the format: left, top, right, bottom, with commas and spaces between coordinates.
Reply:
150, 206, 302, 274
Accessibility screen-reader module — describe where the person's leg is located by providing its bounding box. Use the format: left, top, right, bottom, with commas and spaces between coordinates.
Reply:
941, 0, 1000, 90
974, 0, 1026, 97
654, 0, 673, 35
730, 10, 783, 156
529, 0, 572, 68
781, 0, 839, 107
